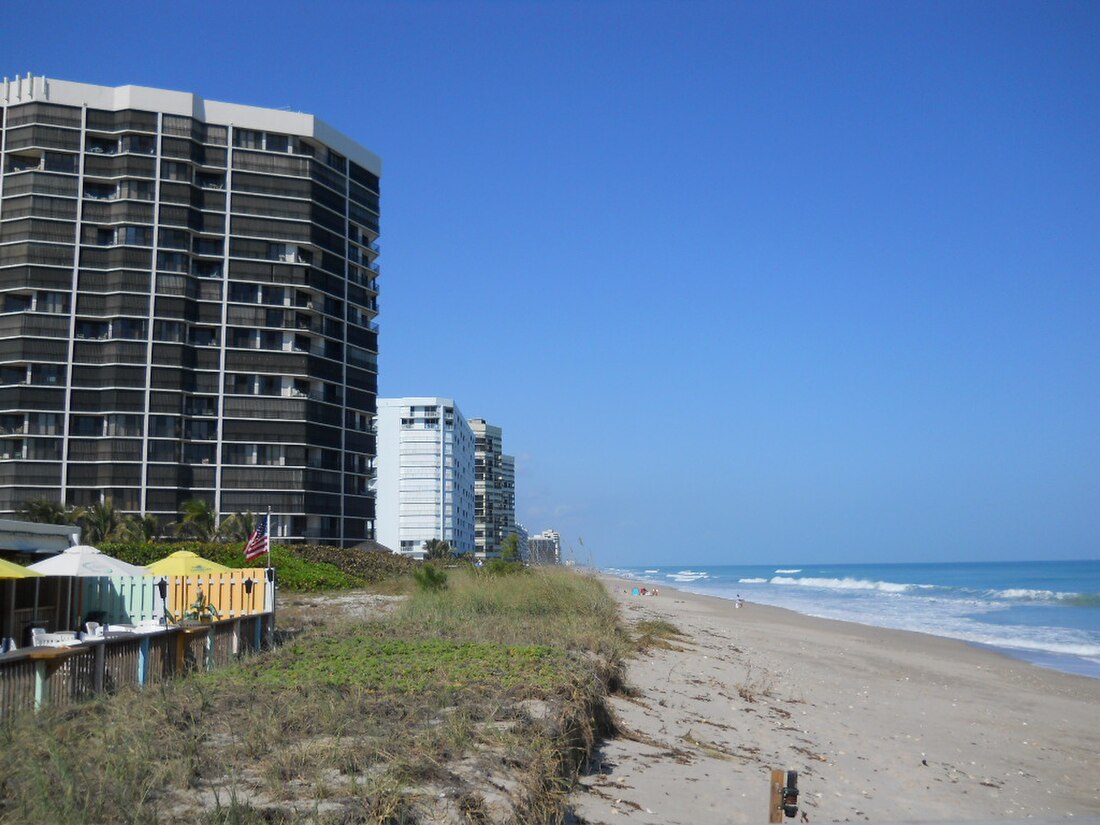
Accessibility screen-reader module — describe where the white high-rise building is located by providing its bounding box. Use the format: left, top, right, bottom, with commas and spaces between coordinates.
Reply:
375, 398, 475, 558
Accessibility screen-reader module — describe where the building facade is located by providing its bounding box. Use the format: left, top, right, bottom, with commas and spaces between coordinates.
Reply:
0, 76, 380, 544
470, 418, 517, 559
527, 528, 561, 565
375, 397, 475, 557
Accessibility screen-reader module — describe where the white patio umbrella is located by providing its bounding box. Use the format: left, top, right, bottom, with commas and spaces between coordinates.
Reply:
28, 546, 148, 629
27, 545, 148, 577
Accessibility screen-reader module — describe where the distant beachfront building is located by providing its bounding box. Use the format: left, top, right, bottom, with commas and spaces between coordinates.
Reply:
0, 75, 380, 545
375, 398, 475, 558
513, 521, 529, 563
470, 418, 516, 559
528, 529, 561, 565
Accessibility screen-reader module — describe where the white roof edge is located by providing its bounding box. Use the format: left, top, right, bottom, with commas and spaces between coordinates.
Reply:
1, 75, 381, 175
378, 397, 459, 408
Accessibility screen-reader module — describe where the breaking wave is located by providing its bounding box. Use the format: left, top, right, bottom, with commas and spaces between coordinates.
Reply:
770, 576, 914, 593
669, 570, 710, 582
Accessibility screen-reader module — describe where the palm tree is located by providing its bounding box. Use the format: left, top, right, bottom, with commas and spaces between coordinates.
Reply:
19, 497, 76, 525
116, 513, 161, 543
422, 538, 453, 561
216, 511, 257, 542
78, 500, 123, 544
176, 498, 217, 541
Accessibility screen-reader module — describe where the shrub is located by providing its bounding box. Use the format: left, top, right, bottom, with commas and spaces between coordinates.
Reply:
483, 558, 526, 577
412, 564, 448, 592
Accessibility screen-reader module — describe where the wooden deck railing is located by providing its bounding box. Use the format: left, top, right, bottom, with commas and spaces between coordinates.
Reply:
0, 613, 271, 719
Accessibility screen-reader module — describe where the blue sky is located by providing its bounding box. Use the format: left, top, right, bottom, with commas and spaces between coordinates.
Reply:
5, 1, 1097, 566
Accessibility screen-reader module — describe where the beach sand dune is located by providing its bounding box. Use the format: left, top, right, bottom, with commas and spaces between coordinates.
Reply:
568, 578, 1100, 824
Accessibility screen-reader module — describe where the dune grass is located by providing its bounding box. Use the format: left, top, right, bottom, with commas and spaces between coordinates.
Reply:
0, 567, 623, 824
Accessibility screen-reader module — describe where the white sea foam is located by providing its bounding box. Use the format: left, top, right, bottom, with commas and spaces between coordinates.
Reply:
991, 588, 1076, 601
770, 576, 913, 593
774, 568, 802, 574
644, 569, 659, 574
738, 577, 768, 584
669, 570, 709, 582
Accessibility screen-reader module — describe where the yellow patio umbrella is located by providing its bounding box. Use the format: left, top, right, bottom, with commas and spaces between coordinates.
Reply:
0, 557, 43, 578
2, 558, 42, 647
146, 551, 233, 576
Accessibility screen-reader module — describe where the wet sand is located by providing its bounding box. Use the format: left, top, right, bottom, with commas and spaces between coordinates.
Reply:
568, 577, 1100, 824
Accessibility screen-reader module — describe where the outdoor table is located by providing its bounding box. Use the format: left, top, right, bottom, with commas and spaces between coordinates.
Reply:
26, 645, 85, 710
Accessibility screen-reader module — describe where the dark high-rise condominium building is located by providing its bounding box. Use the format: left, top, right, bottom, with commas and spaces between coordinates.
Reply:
0, 76, 380, 544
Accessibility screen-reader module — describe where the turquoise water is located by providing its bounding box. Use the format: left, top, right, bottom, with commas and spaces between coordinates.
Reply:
605, 560, 1100, 679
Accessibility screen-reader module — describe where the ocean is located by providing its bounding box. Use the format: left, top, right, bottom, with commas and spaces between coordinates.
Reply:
604, 560, 1100, 679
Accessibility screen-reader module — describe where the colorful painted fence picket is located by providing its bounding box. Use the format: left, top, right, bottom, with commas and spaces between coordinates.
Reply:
73, 570, 271, 626
80, 574, 163, 624
165, 569, 272, 621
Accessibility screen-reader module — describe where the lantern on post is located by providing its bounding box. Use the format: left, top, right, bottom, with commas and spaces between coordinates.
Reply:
156, 577, 169, 625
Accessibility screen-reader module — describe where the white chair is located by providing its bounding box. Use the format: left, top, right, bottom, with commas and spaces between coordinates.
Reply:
84, 621, 102, 637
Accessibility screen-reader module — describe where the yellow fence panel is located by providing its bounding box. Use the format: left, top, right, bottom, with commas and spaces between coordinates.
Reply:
166, 569, 269, 621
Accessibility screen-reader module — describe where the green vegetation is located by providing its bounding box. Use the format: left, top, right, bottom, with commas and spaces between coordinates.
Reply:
0, 567, 626, 824
97, 540, 416, 593
501, 532, 520, 561
15, 499, 418, 593
411, 563, 448, 592
421, 537, 452, 560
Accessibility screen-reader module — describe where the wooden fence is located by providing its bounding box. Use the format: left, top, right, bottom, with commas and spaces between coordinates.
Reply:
0, 614, 271, 719
3, 570, 272, 642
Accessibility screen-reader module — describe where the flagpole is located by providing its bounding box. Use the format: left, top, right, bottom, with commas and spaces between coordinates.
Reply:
266, 506, 274, 647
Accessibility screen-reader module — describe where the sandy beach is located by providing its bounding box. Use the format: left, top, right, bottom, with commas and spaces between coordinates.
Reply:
568, 577, 1100, 824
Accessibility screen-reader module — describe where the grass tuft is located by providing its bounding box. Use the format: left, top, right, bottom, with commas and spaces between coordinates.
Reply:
632, 619, 687, 652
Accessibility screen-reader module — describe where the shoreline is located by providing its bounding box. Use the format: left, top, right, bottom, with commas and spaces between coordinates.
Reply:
567, 574, 1100, 824
606, 566, 1100, 681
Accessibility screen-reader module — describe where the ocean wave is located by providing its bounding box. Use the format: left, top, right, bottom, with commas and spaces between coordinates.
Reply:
738, 577, 768, 584
771, 576, 913, 593
644, 569, 660, 573
990, 588, 1075, 602
774, 568, 801, 574
669, 570, 709, 582
963, 634, 1100, 659
1062, 593, 1100, 608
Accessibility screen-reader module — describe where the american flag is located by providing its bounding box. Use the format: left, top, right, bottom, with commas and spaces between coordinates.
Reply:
244, 514, 270, 561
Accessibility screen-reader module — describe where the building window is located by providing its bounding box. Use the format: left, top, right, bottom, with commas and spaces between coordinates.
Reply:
118, 179, 154, 200
154, 321, 185, 342
30, 365, 63, 386
76, 321, 109, 340
159, 228, 189, 249
265, 133, 289, 153
149, 416, 178, 438
161, 161, 191, 182
193, 238, 223, 256
71, 415, 103, 437
157, 251, 189, 272
35, 292, 67, 313
113, 319, 146, 339
234, 129, 263, 150
119, 226, 151, 246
